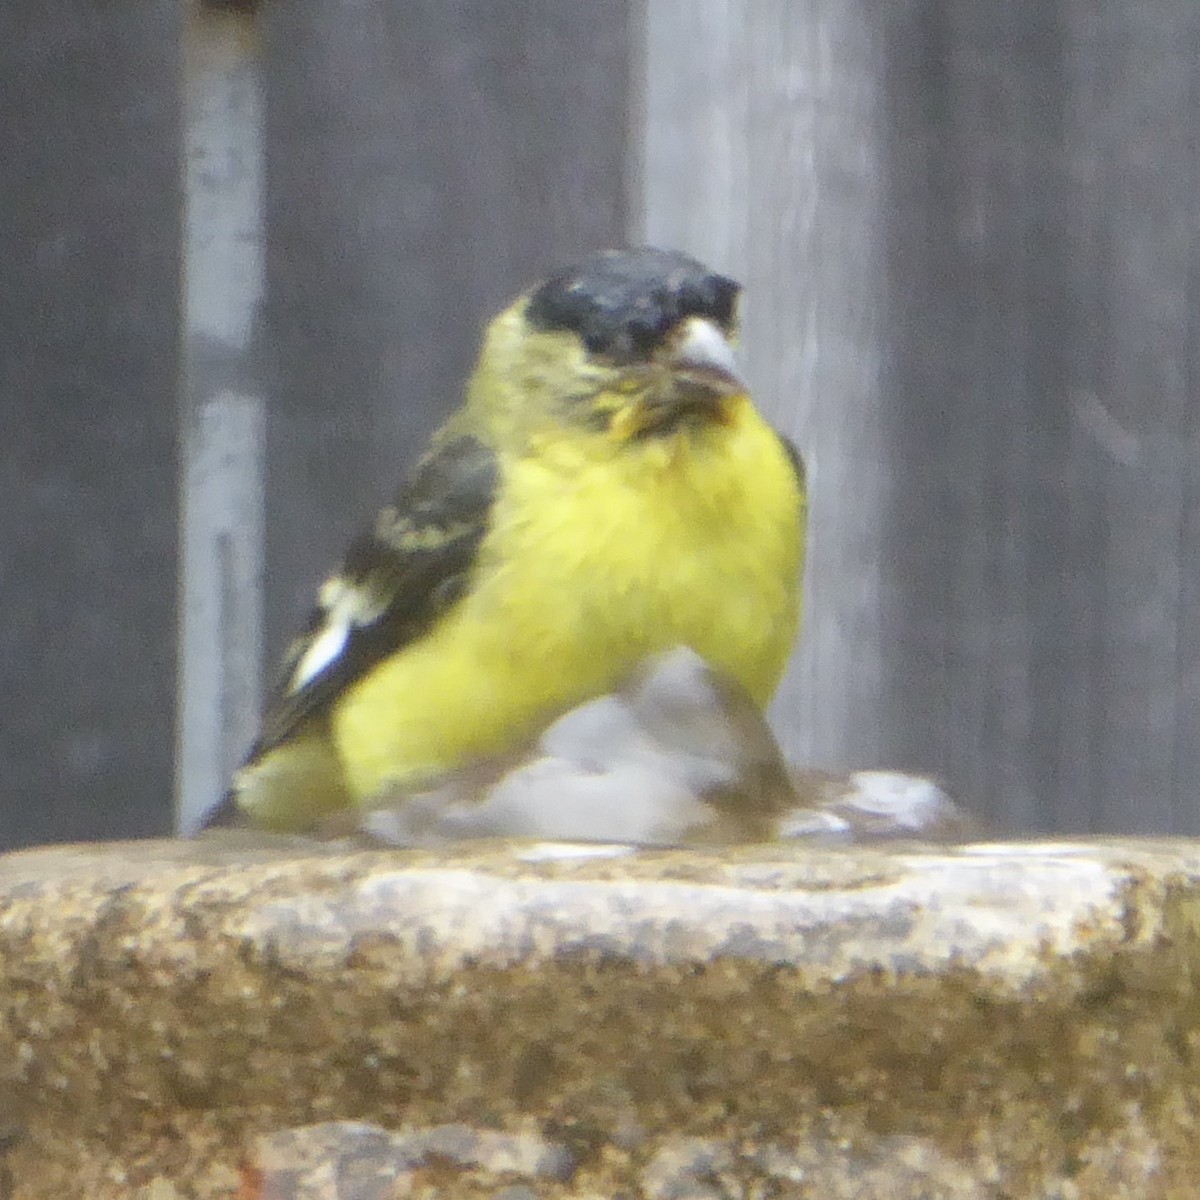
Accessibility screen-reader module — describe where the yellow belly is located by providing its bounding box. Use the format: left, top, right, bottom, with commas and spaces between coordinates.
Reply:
332, 399, 805, 802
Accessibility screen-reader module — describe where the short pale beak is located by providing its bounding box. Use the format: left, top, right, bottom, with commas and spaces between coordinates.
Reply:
668, 316, 748, 399
612, 316, 748, 440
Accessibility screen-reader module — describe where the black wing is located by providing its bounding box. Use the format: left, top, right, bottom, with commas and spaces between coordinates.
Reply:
248, 433, 499, 762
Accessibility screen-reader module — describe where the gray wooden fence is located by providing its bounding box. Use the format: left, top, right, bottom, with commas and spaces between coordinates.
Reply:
3, 0, 1199, 847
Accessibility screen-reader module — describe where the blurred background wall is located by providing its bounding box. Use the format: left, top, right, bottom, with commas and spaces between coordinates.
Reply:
2, 0, 1199, 847
1, 0, 180, 846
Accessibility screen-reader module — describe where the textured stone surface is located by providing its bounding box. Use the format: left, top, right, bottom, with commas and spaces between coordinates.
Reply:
1, 837, 1199, 1196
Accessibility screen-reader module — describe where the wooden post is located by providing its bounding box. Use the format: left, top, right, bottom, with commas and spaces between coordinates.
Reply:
178, 1, 267, 832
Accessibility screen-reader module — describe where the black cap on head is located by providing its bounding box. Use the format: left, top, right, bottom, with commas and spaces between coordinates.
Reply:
525, 247, 740, 364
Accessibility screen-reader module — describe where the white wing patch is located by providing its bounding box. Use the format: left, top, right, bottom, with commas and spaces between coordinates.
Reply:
289, 622, 350, 693
287, 578, 387, 694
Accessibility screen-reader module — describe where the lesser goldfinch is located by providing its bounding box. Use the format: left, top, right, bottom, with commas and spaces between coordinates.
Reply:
207, 247, 807, 832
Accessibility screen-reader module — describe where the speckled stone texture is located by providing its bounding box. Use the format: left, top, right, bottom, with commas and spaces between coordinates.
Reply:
0, 838, 1199, 1198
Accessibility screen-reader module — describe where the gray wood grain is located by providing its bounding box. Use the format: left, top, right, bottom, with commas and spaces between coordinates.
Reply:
640, 0, 1200, 833
1056, 0, 1200, 833
179, 4, 267, 834
877, 0, 1200, 832
0, 0, 180, 847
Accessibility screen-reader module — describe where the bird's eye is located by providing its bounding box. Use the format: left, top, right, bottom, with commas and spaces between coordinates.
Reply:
626, 314, 668, 358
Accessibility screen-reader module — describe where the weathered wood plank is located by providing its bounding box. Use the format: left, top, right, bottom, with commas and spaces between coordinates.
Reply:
880, 0, 1200, 832
1058, 1, 1200, 832
178, 2, 267, 833
0, 0, 181, 847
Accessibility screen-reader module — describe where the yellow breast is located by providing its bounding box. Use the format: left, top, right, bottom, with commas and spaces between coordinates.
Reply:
332, 396, 805, 802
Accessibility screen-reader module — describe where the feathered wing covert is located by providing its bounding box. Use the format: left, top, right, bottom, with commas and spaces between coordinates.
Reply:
245, 434, 498, 766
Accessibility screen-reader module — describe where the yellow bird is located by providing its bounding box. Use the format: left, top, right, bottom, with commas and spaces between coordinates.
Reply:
207, 247, 806, 832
